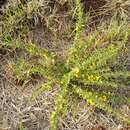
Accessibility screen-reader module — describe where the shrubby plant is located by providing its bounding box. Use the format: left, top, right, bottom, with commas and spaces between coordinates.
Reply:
1, 0, 130, 130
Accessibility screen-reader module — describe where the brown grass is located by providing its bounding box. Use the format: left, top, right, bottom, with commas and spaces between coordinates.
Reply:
0, 0, 130, 130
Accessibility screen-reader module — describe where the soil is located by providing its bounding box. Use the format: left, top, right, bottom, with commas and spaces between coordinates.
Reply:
0, 0, 130, 130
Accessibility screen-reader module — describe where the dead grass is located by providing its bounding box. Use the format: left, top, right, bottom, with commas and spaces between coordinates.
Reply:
0, 0, 130, 130
0, 74, 125, 130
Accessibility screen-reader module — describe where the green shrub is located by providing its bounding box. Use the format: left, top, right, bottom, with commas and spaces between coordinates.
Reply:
1, 0, 130, 130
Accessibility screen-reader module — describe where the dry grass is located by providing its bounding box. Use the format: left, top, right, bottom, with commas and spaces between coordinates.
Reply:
0, 0, 130, 130
0, 74, 125, 130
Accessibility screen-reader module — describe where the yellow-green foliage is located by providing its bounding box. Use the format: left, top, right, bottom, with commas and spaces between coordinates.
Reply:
1, 0, 130, 130
1, 0, 44, 36
19, 122, 26, 130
